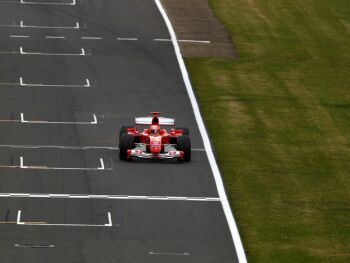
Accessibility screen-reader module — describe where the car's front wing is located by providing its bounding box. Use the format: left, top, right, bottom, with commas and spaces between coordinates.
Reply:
127, 149, 184, 160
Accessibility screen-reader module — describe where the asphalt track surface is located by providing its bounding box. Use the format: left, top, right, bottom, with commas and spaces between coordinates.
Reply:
0, 0, 239, 262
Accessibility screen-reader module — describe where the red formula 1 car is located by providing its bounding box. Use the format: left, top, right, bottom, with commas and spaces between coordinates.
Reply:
119, 112, 191, 162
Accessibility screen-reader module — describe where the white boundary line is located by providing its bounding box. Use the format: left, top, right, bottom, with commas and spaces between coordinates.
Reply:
155, 1, 247, 262
0, 193, 221, 202
20, 20, 80, 29
19, 77, 90, 87
17, 210, 113, 227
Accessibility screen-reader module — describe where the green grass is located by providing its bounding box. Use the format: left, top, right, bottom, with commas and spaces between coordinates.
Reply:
185, 0, 350, 262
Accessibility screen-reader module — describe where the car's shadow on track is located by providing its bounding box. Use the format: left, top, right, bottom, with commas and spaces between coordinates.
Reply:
120, 158, 190, 165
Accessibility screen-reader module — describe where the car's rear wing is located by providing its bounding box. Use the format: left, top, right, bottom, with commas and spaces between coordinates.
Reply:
135, 116, 175, 126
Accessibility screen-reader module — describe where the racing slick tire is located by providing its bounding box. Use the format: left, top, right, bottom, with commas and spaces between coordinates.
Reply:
119, 126, 134, 140
119, 134, 134, 160
177, 135, 191, 162
119, 126, 140, 143
177, 127, 190, 136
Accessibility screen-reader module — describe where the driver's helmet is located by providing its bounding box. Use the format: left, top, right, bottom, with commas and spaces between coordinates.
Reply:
150, 125, 160, 135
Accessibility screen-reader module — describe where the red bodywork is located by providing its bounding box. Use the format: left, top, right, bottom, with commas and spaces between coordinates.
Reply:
124, 112, 186, 160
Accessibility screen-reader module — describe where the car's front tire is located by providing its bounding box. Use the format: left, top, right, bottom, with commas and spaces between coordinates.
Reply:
177, 135, 191, 162
119, 134, 134, 160
119, 126, 134, 141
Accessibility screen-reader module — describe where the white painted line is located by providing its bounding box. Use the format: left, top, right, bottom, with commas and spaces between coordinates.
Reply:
10, 35, 30, 38
19, 223, 99, 227
17, 210, 114, 227
20, 20, 80, 29
46, 36, 66, 39
178, 39, 210, 44
81, 36, 102, 40
153, 38, 211, 44
0, 164, 20, 168
193, 148, 205, 151
0, 81, 19, 86
19, 77, 91, 88
20, 0, 76, 5
20, 113, 25, 123
20, 156, 23, 167
155, 1, 247, 262
0, 48, 20, 54
17, 210, 22, 225
0, 22, 20, 28
20, 113, 98, 125
149, 251, 190, 256
98, 158, 105, 170
10, 193, 30, 197
18, 157, 110, 171
0, 144, 205, 151
91, 114, 98, 124
153, 38, 172, 42
20, 47, 89, 56
20, 223, 110, 227
0, 193, 221, 202
49, 194, 69, 198
0, 118, 20, 123
0, 112, 98, 125
0, 1, 20, 4
116, 37, 138, 41
105, 212, 112, 226
19, 156, 27, 168
15, 243, 55, 248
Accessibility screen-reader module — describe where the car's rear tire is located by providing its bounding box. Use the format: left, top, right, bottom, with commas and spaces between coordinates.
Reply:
119, 134, 134, 160
177, 135, 191, 162
177, 127, 190, 136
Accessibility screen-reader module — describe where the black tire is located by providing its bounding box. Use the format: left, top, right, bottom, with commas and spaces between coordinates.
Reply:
119, 134, 134, 160
177, 127, 190, 136
119, 126, 133, 141
177, 135, 191, 162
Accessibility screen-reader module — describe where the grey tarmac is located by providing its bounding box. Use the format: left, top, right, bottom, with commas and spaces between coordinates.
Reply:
0, 0, 239, 262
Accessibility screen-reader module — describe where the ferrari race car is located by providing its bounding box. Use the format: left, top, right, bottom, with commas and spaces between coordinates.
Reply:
119, 112, 191, 161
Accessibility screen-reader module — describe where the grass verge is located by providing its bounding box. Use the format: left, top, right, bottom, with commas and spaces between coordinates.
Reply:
185, 0, 350, 262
